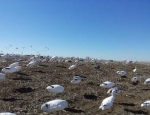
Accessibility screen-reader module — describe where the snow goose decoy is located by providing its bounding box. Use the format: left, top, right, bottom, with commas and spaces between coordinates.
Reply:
105, 62, 109, 64
42, 58, 46, 62
126, 60, 132, 64
2, 67, 17, 74
100, 81, 115, 88
9, 62, 19, 68
26, 60, 36, 67
131, 76, 139, 84
117, 71, 126, 76
41, 99, 68, 112
141, 100, 150, 108
68, 64, 77, 70
14, 66, 21, 72
99, 90, 116, 110
133, 67, 137, 73
71, 76, 82, 84
50, 56, 58, 62
144, 78, 150, 85
46, 85, 64, 94
0, 112, 16, 115
107, 87, 121, 95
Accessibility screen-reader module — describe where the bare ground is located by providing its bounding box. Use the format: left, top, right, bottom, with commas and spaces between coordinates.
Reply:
0, 61, 150, 115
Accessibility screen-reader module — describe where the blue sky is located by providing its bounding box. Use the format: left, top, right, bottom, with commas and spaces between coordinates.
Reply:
0, 0, 150, 61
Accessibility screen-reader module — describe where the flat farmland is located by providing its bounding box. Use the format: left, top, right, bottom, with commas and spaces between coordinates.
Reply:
0, 61, 150, 115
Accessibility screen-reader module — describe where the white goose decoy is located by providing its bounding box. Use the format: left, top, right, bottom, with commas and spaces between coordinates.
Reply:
41, 99, 68, 112
144, 78, 150, 85
100, 81, 115, 88
0, 113, 16, 115
141, 100, 150, 108
107, 87, 121, 95
116, 71, 126, 76
105, 62, 109, 64
64, 60, 68, 62
46, 85, 64, 93
26, 60, 36, 67
50, 56, 58, 62
9, 62, 19, 68
131, 76, 139, 83
0, 73, 6, 79
42, 58, 46, 62
133, 67, 137, 73
126, 60, 132, 64
90, 58, 95, 63
2, 67, 17, 74
74, 60, 79, 63
99, 90, 116, 110
71, 76, 82, 84
14, 66, 21, 72
68, 64, 77, 70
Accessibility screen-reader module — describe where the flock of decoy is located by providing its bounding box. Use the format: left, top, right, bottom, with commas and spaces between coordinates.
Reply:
0, 54, 150, 115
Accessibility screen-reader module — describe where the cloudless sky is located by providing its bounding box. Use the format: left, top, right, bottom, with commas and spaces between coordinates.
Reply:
0, 0, 150, 61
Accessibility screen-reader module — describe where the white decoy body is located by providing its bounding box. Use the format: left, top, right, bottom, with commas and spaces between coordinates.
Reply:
133, 67, 137, 72
2, 67, 17, 74
107, 87, 121, 95
100, 81, 115, 88
68, 64, 76, 70
14, 66, 21, 72
41, 99, 68, 112
46, 85, 64, 93
42, 58, 46, 62
131, 76, 139, 83
126, 60, 132, 64
105, 62, 109, 64
65, 60, 69, 62
141, 100, 150, 108
26, 60, 36, 67
116, 71, 126, 76
99, 90, 116, 110
90, 58, 95, 63
74, 60, 79, 63
50, 56, 58, 62
9, 62, 19, 68
144, 78, 150, 85
0, 73, 6, 79
71, 76, 82, 84
0, 113, 16, 115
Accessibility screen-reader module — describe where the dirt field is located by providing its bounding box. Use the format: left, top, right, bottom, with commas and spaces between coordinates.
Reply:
0, 61, 150, 115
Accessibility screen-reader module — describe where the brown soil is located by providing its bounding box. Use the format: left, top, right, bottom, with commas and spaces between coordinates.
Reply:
0, 61, 150, 115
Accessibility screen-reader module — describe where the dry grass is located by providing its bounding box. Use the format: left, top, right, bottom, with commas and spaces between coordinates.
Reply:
0, 61, 150, 115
